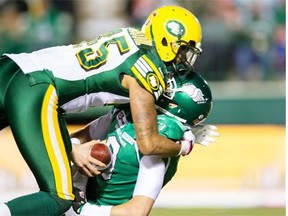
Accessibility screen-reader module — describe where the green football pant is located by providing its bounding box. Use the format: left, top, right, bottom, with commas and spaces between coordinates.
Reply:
0, 56, 74, 215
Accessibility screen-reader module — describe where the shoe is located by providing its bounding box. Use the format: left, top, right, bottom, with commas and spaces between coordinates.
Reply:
72, 187, 87, 214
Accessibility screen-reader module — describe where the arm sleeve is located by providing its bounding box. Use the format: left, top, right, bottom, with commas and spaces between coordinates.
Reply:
79, 203, 111, 216
133, 155, 165, 200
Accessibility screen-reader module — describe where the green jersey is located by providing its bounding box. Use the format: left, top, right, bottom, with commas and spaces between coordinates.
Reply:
86, 114, 184, 205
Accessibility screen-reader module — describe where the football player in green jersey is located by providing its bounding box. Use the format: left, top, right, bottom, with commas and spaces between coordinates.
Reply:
66, 71, 219, 216
0, 5, 203, 216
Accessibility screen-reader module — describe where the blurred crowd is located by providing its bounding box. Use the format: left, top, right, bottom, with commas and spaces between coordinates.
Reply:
0, 0, 285, 81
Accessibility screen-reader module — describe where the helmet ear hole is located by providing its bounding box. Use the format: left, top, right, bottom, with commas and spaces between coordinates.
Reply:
188, 40, 196, 47
161, 38, 168, 46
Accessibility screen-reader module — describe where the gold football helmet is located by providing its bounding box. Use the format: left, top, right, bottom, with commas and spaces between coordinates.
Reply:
142, 5, 202, 71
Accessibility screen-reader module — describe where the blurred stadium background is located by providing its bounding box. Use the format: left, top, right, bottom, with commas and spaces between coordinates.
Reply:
0, 0, 285, 214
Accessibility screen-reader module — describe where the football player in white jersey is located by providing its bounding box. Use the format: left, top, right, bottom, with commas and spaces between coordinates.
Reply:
0, 5, 202, 215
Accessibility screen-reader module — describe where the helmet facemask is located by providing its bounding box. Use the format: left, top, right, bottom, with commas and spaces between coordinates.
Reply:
171, 40, 202, 73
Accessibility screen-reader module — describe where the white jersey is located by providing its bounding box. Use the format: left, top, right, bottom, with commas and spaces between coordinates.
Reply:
4, 28, 167, 113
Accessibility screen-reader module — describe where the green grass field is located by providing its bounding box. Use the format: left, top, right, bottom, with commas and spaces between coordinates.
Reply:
150, 208, 285, 216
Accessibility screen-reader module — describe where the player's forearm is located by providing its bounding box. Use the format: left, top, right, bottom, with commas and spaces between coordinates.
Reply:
110, 204, 148, 216
148, 134, 181, 157
128, 78, 178, 156
134, 117, 193, 157
130, 88, 180, 156
111, 196, 154, 216
132, 109, 181, 156
79, 196, 153, 216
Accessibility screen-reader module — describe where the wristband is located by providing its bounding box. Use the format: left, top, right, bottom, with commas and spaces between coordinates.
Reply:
176, 141, 183, 156
176, 140, 193, 156
71, 137, 81, 145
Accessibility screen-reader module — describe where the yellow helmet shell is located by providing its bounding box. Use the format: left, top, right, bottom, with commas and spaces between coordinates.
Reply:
142, 5, 202, 62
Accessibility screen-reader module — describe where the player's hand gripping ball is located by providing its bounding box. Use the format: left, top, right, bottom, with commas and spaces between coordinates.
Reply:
89, 143, 112, 171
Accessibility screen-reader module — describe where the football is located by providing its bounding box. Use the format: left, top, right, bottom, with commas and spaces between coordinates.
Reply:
89, 143, 112, 171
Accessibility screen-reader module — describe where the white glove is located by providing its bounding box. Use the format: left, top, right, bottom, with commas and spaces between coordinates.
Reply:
177, 130, 195, 156
191, 124, 219, 146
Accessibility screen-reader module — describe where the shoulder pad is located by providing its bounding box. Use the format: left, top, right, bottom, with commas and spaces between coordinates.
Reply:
128, 28, 152, 48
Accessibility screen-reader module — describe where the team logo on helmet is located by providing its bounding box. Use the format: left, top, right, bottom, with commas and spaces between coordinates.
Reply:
166, 20, 185, 38
182, 84, 206, 104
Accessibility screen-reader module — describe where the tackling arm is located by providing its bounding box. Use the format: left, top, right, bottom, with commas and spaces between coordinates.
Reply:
124, 75, 188, 157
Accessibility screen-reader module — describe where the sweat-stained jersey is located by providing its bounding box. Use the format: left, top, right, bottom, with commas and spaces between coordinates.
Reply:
86, 114, 184, 205
4, 27, 167, 113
